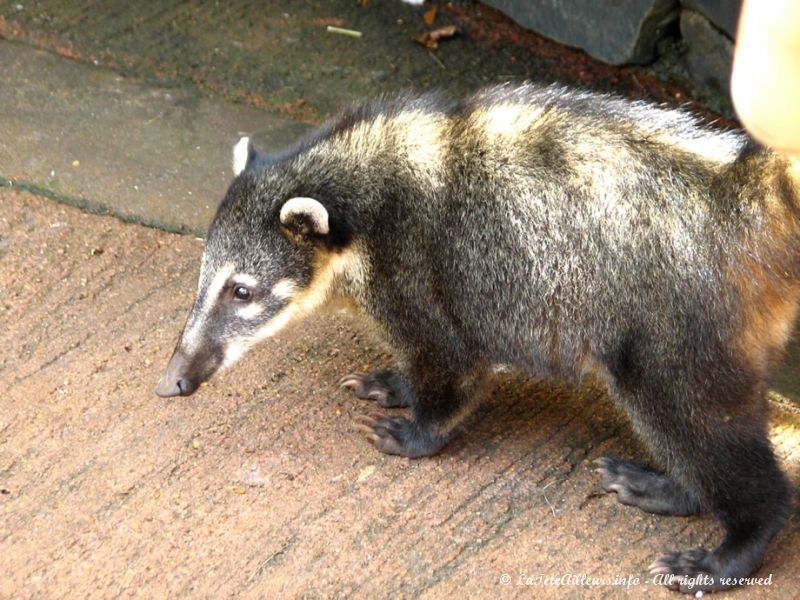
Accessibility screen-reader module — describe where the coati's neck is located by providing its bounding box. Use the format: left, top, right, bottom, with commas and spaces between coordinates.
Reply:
306, 108, 449, 193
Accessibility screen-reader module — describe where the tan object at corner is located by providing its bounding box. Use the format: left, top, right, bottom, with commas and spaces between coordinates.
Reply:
732, 0, 800, 157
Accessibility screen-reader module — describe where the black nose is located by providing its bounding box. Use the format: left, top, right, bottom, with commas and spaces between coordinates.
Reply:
155, 352, 198, 397
177, 378, 191, 395
155, 375, 182, 398
156, 375, 197, 397
156, 350, 205, 398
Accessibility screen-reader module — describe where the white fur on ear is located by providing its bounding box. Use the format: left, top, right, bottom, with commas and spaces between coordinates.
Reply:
232, 136, 253, 176
280, 197, 329, 235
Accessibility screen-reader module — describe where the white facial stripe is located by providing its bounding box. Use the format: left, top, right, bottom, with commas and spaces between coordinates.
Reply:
221, 338, 249, 371
271, 278, 298, 300
247, 247, 364, 344
251, 304, 299, 341
237, 303, 264, 319
202, 263, 235, 316
181, 262, 235, 353
211, 247, 366, 373
233, 273, 258, 287
214, 279, 300, 369
218, 306, 298, 371
181, 316, 204, 355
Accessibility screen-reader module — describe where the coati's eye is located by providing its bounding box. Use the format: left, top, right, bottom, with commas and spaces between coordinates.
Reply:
233, 285, 252, 301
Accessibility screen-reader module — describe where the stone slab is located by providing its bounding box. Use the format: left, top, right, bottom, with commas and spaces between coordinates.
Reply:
680, 9, 734, 96
0, 41, 310, 235
483, 0, 679, 65
681, 0, 741, 38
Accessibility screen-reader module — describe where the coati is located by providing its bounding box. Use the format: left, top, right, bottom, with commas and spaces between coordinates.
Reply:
155, 83, 798, 593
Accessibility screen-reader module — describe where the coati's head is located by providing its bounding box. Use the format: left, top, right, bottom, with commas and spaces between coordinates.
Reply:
155, 137, 361, 397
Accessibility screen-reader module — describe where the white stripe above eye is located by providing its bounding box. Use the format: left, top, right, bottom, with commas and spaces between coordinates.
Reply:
233, 273, 258, 287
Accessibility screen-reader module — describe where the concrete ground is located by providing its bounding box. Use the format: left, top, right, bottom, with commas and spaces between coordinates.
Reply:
1, 1, 800, 598
2, 189, 799, 599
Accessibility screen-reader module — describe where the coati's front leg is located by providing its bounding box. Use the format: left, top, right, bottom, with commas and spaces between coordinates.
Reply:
348, 362, 487, 458
338, 369, 412, 408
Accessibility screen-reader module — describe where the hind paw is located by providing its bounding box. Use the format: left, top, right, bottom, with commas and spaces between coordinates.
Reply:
649, 549, 729, 593
594, 457, 703, 516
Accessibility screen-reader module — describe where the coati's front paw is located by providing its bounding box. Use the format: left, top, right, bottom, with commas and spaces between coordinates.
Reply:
338, 370, 411, 408
354, 413, 445, 458
649, 549, 730, 593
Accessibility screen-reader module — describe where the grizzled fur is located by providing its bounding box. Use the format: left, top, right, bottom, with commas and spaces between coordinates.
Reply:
157, 84, 800, 593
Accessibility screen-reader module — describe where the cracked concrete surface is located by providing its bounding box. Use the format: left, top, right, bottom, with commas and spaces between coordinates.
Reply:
1, 191, 799, 598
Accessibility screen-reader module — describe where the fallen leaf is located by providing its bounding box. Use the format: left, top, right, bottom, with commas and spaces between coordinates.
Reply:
414, 25, 457, 50
423, 7, 437, 26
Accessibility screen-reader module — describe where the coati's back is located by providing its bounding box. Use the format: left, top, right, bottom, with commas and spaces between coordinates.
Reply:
295, 84, 800, 381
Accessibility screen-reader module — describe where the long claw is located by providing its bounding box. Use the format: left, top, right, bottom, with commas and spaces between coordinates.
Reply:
366, 389, 388, 402
354, 414, 377, 427
338, 372, 365, 386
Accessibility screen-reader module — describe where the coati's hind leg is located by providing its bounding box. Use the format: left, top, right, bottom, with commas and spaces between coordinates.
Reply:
602, 356, 792, 593
647, 433, 792, 594
339, 369, 412, 408
595, 457, 705, 516
354, 361, 488, 458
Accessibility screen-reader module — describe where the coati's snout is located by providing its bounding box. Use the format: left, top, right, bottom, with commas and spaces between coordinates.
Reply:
156, 332, 229, 397
155, 350, 202, 397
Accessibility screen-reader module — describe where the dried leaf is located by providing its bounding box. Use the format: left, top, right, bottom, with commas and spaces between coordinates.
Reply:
423, 7, 437, 26
414, 25, 457, 50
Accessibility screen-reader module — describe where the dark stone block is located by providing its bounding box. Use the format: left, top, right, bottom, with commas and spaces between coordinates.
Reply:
680, 9, 734, 95
482, 0, 679, 65
680, 0, 741, 38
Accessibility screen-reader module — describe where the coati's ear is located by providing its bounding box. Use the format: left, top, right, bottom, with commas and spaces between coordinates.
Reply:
279, 197, 330, 237
232, 136, 258, 176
